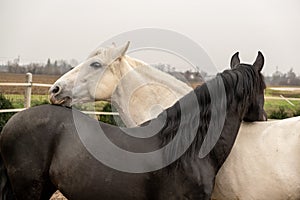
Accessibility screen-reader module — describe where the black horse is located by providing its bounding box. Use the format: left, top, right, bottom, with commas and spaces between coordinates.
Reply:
0, 52, 266, 200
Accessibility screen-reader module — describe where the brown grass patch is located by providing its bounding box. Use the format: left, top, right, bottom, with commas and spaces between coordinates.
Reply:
0, 72, 60, 95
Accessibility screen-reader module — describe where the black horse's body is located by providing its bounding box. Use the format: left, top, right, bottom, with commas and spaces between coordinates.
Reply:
0, 53, 266, 200
1, 105, 214, 200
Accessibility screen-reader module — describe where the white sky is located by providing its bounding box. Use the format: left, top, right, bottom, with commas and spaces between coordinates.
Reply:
0, 0, 299, 75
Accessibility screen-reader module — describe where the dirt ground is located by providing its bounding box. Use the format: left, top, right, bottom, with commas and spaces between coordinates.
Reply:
50, 191, 67, 200
0, 72, 60, 94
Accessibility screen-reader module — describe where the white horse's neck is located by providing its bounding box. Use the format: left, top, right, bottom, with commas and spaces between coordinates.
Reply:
111, 56, 192, 127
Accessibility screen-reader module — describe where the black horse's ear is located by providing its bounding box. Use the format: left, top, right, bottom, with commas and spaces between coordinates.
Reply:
253, 51, 264, 72
230, 52, 240, 68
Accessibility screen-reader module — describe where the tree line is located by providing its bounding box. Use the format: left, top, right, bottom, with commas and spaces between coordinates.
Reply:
0, 58, 77, 75
1, 59, 300, 86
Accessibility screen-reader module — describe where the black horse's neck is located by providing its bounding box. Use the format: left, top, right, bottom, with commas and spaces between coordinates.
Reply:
210, 66, 259, 170
158, 65, 261, 172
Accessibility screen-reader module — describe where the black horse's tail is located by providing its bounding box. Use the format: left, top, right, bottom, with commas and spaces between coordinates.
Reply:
0, 155, 15, 200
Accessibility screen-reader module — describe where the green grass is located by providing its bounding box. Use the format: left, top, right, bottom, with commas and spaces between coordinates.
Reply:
2, 94, 122, 125
264, 98, 300, 118
4, 90, 300, 120
264, 87, 300, 118
4, 94, 49, 108
4, 94, 109, 111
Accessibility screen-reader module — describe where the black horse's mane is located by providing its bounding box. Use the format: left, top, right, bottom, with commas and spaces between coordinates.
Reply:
158, 64, 265, 166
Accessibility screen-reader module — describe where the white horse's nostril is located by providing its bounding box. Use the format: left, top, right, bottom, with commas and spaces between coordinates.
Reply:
51, 86, 61, 95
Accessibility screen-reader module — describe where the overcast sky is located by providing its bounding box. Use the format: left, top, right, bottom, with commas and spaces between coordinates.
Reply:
0, 0, 299, 75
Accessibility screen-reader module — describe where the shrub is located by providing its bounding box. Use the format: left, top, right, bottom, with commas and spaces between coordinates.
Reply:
32, 99, 49, 107
99, 103, 124, 126
293, 108, 300, 117
0, 94, 14, 132
269, 106, 289, 119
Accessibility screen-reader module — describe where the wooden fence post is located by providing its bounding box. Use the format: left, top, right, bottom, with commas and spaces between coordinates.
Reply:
24, 73, 32, 108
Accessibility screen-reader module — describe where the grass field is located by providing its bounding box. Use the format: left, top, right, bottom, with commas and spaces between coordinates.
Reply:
265, 98, 300, 117
3, 94, 49, 108
3, 94, 109, 112
1, 72, 300, 118
4, 93, 300, 119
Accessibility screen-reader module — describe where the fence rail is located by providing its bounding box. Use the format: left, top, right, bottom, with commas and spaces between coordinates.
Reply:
0, 108, 26, 113
1, 73, 300, 114
0, 83, 52, 87
0, 73, 119, 115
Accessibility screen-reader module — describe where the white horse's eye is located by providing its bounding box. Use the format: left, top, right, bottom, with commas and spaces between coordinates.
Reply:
90, 62, 102, 68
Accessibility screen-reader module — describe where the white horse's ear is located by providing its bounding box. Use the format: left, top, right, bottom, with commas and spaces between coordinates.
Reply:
109, 41, 130, 63
116, 41, 130, 57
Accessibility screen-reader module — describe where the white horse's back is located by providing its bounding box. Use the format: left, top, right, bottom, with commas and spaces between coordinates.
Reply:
213, 117, 300, 200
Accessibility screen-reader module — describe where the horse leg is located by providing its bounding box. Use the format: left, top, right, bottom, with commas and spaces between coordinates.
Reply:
186, 162, 216, 200
39, 179, 57, 200
184, 181, 214, 200
153, 166, 216, 200
183, 179, 214, 200
7, 171, 56, 200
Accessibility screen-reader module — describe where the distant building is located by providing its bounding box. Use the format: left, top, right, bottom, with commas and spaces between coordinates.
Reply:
151, 63, 204, 88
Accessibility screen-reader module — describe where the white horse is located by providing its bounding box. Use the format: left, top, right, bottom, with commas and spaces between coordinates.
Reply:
49, 42, 300, 200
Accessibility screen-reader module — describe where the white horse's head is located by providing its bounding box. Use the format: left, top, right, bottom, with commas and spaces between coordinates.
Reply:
49, 42, 131, 106
50, 42, 193, 127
